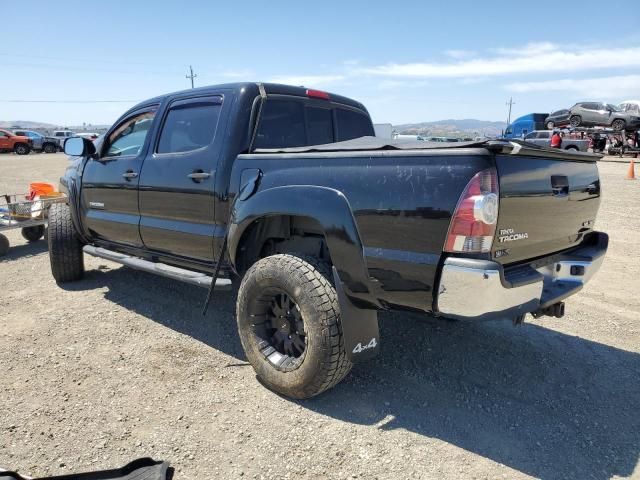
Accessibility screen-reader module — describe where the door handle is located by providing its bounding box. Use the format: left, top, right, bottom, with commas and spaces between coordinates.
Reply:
122, 171, 138, 180
187, 171, 211, 182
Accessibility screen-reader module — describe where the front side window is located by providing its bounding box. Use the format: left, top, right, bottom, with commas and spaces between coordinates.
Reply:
104, 111, 156, 158
157, 101, 221, 154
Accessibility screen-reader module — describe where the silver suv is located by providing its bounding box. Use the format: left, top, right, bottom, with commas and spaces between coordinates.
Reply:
568, 102, 640, 131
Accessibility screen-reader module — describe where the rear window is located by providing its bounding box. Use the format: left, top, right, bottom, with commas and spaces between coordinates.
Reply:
336, 108, 374, 142
254, 97, 372, 149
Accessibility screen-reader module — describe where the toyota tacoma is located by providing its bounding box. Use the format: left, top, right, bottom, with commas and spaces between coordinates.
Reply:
49, 82, 608, 398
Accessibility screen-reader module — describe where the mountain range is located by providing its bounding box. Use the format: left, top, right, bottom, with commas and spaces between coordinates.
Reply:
393, 119, 507, 137
1, 118, 507, 137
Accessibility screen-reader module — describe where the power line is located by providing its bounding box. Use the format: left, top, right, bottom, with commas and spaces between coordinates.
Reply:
186, 65, 198, 89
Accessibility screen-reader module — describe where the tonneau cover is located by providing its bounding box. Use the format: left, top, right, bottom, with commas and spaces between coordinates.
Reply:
253, 136, 600, 162
253, 136, 486, 153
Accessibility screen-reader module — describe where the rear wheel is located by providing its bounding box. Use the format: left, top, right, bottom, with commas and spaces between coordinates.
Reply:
236, 254, 352, 399
43, 143, 57, 153
48, 203, 84, 282
565, 146, 578, 151
612, 119, 626, 131
14, 143, 30, 155
21, 225, 45, 242
569, 115, 582, 127
0, 234, 9, 256
546, 121, 555, 129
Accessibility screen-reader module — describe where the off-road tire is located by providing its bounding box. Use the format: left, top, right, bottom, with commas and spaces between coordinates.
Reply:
21, 225, 45, 242
43, 143, 57, 153
14, 143, 30, 155
569, 115, 582, 127
48, 202, 84, 282
236, 254, 352, 399
0, 234, 9, 256
612, 119, 626, 131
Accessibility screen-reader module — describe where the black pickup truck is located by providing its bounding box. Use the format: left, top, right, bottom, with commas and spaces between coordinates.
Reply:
50, 82, 608, 398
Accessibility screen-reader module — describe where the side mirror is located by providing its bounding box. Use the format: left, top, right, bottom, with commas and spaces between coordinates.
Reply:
64, 136, 96, 157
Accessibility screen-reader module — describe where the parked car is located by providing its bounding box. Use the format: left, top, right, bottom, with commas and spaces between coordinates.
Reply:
12, 130, 59, 153
0, 128, 32, 155
544, 109, 571, 129
523, 130, 589, 151
568, 102, 640, 130
52, 130, 77, 150
618, 100, 640, 115
503, 113, 548, 139
50, 82, 608, 399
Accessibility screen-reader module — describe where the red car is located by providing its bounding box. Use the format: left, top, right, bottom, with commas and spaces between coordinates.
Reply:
0, 129, 32, 155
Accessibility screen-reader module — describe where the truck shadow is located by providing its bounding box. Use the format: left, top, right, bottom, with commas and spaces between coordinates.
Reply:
65, 265, 639, 480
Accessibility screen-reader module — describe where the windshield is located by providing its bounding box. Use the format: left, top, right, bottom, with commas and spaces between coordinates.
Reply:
607, 104, 621, 112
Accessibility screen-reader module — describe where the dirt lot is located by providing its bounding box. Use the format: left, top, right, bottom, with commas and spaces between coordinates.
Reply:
1, 152, 639, 480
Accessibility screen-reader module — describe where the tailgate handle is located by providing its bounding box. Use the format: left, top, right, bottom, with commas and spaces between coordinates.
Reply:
551, 175, 569, 196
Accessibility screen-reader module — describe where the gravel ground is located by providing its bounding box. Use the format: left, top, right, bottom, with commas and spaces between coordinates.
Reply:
1, 153, 639, 480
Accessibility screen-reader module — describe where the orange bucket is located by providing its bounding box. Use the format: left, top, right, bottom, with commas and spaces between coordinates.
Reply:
28, 182, 56, 199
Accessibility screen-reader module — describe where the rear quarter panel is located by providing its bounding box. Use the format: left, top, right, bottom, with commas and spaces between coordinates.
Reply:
231, 150, 492, 311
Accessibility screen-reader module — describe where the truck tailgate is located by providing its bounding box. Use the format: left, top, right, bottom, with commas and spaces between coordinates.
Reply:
493, 149, 601, 264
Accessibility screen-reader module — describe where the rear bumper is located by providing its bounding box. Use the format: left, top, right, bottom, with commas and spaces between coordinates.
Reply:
435, 232, 608, 320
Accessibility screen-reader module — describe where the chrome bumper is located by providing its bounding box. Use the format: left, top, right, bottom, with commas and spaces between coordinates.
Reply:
435, 232, 608, 320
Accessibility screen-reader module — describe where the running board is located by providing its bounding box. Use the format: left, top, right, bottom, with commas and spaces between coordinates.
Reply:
83, 245, 232, 290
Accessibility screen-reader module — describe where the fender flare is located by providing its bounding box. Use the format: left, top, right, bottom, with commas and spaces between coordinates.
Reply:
228, 185, 380, 362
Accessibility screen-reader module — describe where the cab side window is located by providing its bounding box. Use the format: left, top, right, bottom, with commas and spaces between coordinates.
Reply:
157, 100, 222, 154
104, 110, 156, 158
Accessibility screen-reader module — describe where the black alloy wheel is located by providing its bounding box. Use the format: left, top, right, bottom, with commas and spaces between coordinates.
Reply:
255, 290, 307, 371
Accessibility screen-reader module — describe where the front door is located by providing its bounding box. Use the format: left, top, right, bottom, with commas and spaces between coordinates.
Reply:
138, 95, 224, 262
80, 107, 157, 246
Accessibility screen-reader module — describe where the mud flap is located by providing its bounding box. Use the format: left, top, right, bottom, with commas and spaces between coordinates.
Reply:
0, 458, 171, 480
332, 267, 380, 362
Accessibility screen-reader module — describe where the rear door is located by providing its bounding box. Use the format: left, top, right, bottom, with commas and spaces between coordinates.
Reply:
138, 95, 224, 261
493, 150, 601, 264
0, 131, 12, 150
80, 107, 157, 246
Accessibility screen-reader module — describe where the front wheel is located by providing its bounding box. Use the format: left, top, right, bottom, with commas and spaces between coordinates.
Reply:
546, 121, 555, 129
48, 203, 84, 282
236, 254, 352, 399
569, 115, 582, 127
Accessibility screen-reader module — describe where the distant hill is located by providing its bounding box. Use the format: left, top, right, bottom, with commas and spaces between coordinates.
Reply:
394, 119, 506, 137
2, 118, 506, 138
0, 120, 58, 129
0, 120, 111, 133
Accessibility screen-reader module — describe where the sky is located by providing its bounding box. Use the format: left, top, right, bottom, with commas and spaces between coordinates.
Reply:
1, 0, 639, 127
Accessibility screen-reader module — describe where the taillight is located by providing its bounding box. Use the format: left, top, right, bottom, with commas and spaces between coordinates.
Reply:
306, 89, 330, 100
444, 168, 499, 253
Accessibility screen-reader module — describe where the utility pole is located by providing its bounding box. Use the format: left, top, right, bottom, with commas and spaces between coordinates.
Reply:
506, 97, 516, 125
185, 65, 197, 89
